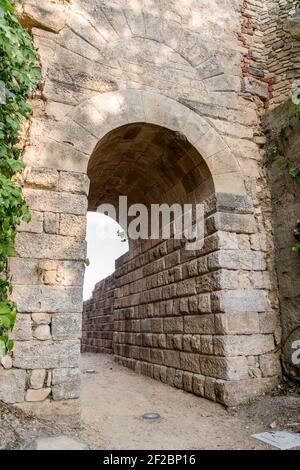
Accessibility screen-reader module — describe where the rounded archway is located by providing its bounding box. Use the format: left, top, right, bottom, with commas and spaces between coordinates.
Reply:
40, 89, 246, 197
87, 122, 214, 210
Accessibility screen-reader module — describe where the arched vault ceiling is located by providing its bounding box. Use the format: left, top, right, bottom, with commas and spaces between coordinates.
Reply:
87, 123, 213, 211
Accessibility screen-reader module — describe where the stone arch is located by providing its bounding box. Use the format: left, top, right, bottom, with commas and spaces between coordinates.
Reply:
47, 89, 246, 196
0, 0, 282, 411
1, 86, 279, 409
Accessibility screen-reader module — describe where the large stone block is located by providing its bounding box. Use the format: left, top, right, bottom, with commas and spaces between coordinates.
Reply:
207, 250, 266, 271
17, 0, 67, 33
52, 381, 80, 401
0, 369, 26, 404
9, 258, 84, 286
59, 214, 86, 238
13, 340, 80, 369
25, 388, 51, 402
11, 314, 32, 341
23, 167, 59, 190
211, 290, 268, 313
52, 314, 82, 340
180, 352, 200, 373
23, 188, 87, 215
242, 77, 269, 100
14, 232, 86, 260
215, 312, 260, 335
52, 368, 80, 385
184, 315, 215, 334
17, 211, 43, 234
206, 213, 256, 234
24, 138, 89, 173
260, 353, 281, 377
12, 285, 83, 313
215, 377, 279, 406
30, 369, 46, 389
200, 355, 248, 380
58, 172, 90, 195
213, 335, 275, 356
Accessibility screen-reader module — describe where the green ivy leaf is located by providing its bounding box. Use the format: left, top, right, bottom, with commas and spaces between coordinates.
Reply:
0, 0, 40, 356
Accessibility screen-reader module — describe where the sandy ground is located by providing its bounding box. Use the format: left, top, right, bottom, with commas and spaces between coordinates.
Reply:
80, 353, 266, 450
1, 353, 299, 450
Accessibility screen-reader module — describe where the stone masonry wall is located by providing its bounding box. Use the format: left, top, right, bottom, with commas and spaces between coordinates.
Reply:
0, 168, 88, 404
113, 194, 280, 406
0, 0, 293, 405
239, 1, 300, 110
82, 275, 115, 354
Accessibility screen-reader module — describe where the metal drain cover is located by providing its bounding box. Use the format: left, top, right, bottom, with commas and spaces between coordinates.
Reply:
143, 412, 161, 420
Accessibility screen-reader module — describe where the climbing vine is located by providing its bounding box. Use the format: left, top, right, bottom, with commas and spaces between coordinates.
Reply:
267, 88, 300, 253
0, 0, 40, 358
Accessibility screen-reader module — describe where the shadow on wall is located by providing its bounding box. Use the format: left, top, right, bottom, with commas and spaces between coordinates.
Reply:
264, 99, 300, 381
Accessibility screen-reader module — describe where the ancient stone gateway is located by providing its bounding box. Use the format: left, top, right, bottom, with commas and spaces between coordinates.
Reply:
3, 0, 296, 407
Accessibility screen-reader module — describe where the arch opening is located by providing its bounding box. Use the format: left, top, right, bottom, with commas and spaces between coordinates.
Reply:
87, 122, 214, 212
82, 121, 215, 357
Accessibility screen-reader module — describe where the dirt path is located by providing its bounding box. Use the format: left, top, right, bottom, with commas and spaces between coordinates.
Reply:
2, 353, 299, 449
80, 353, 266, 450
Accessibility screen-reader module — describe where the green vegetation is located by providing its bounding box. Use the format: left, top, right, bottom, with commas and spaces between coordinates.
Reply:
0, 0, 40, 358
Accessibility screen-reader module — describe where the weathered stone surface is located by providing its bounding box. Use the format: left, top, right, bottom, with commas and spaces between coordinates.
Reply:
59, 214, 86, 238
58, 172, 90, 195
44, 212, 59, 234
25, 388, 51, 402
215, 312, 260, 335
9, 258, 84, 287
264, 99, 300, 383
215, 377, 279, 406
23, 189, 87, 215
52, 314, 81, 340
200, 356, 248, 380
12, 285, 83, 313
207, 213, 256, 235
13, 340, 80, 369
52, 381, 80, 401
211, 290, 268, 313
17, 211, 43, 234
0, 369, 26, 404
15, 232, 86, 260
1, 355, 13, 370
52, 368, 80, 385
23, 167, 58, 190
30, 369, 46, 389
16, 0, 68, 33
242, 77, 269, 100
260, 353, 281, 377
285, 13, 300, 40
11, 314, 32, 341
213, 335, 275, 356
31, 313, 51, 325
33, 324, 51, 341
